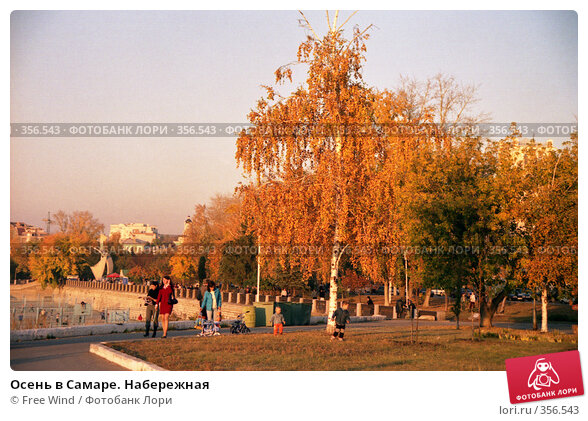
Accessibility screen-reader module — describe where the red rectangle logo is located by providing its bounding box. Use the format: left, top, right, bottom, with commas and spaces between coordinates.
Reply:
505, 350, 584, 404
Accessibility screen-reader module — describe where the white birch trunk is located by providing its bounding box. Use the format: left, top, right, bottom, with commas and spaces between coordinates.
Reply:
326, 241, 340, 332
541, 287, 548, 333
326, 133, 343, 333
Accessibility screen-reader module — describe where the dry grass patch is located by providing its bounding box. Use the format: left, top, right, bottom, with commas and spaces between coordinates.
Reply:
108, 326, 577, 371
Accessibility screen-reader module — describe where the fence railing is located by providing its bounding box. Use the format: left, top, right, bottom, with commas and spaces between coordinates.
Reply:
10, 301, 130, 331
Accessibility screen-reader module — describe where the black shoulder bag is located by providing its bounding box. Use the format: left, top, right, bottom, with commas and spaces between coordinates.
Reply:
168, 288, 179, 305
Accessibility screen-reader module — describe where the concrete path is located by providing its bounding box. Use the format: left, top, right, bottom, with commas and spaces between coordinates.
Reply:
9, 320, 426, 371
10, 319, 573, 371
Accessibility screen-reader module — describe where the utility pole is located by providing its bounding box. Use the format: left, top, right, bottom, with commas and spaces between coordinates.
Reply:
42, 211, 53, 234
404, 250, 409, 305
256, 234, 261, 302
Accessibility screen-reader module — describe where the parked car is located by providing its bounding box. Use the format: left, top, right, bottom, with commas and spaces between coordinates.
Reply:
508, 289, 532, 301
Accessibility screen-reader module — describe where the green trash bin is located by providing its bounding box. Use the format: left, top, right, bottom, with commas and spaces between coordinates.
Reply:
290, 302, 311, 325
254, 302, 274, 327
273, 302, 311, 325
242, 305, 256, 328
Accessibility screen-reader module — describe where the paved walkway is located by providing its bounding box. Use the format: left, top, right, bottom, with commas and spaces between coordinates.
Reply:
10, 319, 573, 371
9, 320, 422, 371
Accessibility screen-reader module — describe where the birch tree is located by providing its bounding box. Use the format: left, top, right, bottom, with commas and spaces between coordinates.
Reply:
237, 13, 395, 331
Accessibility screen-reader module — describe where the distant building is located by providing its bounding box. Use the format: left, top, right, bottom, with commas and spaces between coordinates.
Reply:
10, 222, 47, 243
121, 238, 150, 253
176, 216, 192, 245
109, 223, 160, 244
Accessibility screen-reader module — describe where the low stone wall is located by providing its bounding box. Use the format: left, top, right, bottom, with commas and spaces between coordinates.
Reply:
56, 281, 248, 321
10, 320, 198, 342
58, 281, 447, 322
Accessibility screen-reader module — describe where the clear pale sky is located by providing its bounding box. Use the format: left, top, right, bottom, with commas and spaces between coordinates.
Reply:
10, 10, 577, 234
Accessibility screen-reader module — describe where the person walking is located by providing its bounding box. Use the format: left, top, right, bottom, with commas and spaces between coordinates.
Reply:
196, 280, 208, 319
142, 280, 160, 337
270, 306, 286, 336
156, 276, 176, 338
201, 280, 222, 324
469, 292, 476, 311
330, 302, 351, 341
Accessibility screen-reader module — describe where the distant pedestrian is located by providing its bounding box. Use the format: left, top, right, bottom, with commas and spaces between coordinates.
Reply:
469, 292, 476, 311
395, 299, 404, 318
407, 299, 416, 319
330, 302, 351, 341
319, 285, 325, 300
270, 306, 286, 335
196, 283, 206, 319
367, 296, 374, 306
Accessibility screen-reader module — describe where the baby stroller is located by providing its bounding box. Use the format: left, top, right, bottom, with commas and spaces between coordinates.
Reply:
195, 312, 220, 336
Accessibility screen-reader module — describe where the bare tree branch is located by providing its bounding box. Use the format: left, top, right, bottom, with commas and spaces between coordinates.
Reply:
338, 11, 358, 31
298, 10, 321, 41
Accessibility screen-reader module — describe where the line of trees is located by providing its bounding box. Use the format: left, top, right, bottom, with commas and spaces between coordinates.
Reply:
10, 17, 577, 334
234, 18, 577, 332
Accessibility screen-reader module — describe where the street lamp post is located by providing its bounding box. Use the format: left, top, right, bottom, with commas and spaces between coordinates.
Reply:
256, 236, 260, 302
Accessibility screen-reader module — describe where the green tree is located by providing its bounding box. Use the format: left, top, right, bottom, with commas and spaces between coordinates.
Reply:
197, 256, 207, 281
218, 231, 257, 287
408, 136, 523, 327
514, 136, 578, 332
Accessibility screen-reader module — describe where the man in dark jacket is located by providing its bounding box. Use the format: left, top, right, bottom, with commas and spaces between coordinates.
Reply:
196, 281, 207, 319
395, 299, 404, 319
143, 281, 160, 337
330, 302, 351, 341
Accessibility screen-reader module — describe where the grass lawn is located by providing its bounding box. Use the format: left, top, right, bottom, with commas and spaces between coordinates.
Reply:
108, 325, 577, 371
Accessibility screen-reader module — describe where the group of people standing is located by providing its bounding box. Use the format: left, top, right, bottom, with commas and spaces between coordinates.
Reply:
142, 277, 222, 339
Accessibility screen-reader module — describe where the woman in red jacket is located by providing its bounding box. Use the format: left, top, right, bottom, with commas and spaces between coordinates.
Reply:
156, 276, 175, 338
